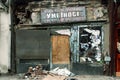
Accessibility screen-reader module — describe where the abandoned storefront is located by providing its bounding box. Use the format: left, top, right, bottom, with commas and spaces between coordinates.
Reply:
11, 0, 110, 75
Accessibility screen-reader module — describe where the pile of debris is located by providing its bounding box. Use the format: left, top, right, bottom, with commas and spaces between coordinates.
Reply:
23, 64, 76, 80
24, 64, 46, 79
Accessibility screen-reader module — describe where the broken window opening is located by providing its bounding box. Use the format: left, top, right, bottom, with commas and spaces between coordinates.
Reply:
79, 26, 103, 64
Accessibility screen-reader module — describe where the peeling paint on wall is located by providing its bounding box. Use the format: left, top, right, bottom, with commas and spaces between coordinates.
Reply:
70, 26, 79, 63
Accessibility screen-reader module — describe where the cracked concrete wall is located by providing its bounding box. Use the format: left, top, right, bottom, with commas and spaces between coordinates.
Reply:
0, 12, 11, 73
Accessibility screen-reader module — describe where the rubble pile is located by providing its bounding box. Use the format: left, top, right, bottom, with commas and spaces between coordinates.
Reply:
23, 64, 75, 80
24, 64, 47, 79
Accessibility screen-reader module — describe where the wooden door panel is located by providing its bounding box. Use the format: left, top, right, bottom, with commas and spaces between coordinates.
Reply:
51, 35, 70, 64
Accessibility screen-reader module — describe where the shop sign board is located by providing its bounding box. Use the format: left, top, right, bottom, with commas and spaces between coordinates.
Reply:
41, 7, 86, 24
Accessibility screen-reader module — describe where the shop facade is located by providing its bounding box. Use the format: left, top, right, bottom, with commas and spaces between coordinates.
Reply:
9, 0, 112, 75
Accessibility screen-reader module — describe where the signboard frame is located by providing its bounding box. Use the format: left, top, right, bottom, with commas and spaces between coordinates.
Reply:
41, 7, 86, 24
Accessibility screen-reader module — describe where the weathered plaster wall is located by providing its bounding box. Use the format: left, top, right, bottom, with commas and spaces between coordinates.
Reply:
0, 12, 11, 73
103, 24, 110, 55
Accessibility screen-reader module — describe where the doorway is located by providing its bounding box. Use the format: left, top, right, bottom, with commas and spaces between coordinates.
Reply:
51, 35, 70, 69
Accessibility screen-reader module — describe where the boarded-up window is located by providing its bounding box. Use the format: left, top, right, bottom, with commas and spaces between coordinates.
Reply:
51, 35, 70, 64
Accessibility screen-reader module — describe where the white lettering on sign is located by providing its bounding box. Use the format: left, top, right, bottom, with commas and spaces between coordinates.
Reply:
46, 14, 51, 18
68, 12, 72, 17
46, 11, 83, 19
63, 12, 68, 18
76, 12, 80, 16
51, 13, 56, 18
72, 12, 76, 17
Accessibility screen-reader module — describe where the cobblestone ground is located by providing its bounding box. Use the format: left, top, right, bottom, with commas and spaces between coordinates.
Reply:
0, 74, 120, 80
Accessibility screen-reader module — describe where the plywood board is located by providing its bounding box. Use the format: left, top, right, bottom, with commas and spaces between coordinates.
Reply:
51, 35, 70, 64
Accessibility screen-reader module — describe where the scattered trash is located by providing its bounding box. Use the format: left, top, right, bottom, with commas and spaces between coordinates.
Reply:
23, 65, 75, 80
49, 67, 75, 77
24, 64, 47, 79
64, 77, 78, 80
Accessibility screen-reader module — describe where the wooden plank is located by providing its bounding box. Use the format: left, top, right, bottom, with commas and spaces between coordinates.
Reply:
51, 35, 70, 64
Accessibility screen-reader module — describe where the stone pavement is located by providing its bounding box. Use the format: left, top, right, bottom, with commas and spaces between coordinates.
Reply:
74, 75, 120, 80
0, 74, 120, 80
